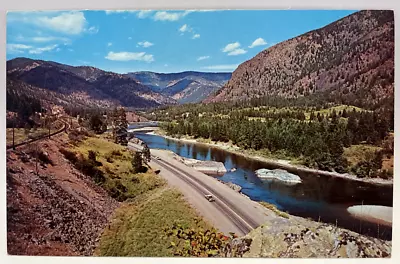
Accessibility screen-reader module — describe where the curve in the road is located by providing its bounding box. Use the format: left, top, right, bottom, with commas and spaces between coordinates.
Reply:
153, 157, 260, 234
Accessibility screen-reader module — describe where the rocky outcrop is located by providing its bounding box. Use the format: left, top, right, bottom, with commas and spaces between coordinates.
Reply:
173, 154, 227, 175
221, 181, 242, 192
243, 217, 391, 258
256, 168, 302, 184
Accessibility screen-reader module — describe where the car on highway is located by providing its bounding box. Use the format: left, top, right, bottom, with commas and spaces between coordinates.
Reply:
205, 194, 215, 202
154, 156, 161, 160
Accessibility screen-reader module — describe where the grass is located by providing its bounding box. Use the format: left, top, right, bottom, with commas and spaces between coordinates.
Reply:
343, 144, 382, 167
382, 155, 394, 171
95, 188, 212, 257
259, 201, 290, 219
66, 132, 213, 256
6, 128, 49, 145
70, 134, 165, 200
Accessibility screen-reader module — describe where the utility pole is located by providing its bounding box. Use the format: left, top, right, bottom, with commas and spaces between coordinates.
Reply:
47, 116, 51, 139
35, 143, 39, 176
12, 116, 15, 150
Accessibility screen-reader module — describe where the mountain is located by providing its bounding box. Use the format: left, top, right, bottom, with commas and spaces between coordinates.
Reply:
7, 58, 175, 109
205, 10, 394, 109
127, 71, 232, 103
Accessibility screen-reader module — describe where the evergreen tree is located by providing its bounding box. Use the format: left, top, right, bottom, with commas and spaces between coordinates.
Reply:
132, 151, 144, 173
142, 144, 151, 164
112, 107, 128, 145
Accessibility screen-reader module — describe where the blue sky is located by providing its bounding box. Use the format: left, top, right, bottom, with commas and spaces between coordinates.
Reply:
7, 10, 356, 73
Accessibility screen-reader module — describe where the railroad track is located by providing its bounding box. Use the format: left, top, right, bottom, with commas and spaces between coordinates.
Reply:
6, 119, 70, 150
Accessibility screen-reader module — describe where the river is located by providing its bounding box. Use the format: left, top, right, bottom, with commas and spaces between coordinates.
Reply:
130, 124, 392, 240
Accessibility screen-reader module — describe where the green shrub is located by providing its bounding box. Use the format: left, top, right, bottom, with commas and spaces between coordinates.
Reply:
59, 148, 78, 163
164, 223, 237, 257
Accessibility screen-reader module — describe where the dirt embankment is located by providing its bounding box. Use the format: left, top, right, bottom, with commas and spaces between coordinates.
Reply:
6, 134, 119, 256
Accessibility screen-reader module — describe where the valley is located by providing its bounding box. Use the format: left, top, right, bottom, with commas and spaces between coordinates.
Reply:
5, 9, 394, 258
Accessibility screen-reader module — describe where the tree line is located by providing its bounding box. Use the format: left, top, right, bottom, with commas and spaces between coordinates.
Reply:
161, 108, 392, 178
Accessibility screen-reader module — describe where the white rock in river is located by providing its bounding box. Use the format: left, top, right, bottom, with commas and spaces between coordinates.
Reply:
347, 205, 392, 227
255, 168, 302, 184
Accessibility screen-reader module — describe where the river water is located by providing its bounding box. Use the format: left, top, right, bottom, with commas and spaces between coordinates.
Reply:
130, 124, 392, 240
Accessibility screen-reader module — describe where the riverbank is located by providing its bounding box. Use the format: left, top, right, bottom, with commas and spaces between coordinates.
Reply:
147, 129, 393, 186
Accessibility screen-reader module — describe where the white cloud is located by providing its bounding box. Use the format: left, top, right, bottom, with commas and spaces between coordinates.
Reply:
201, 64, 238, 71
164, 64, 168, 67
108, 42, 113, 47
222, 42, 247, 56
179, 24, 191, 33
179, 24, 200, 39
128, 37, 132, 40
34, 36, 69, 43
68, 48, 74, 52
36, 11, 87, 35
137, 10, 153, 19
7, 43, 32, 54
105, 51, 154, 62
197, 55, 210, 61
137, 41, 154, 48
105, 10, 137, 14
228, 48, 247, 56
222, 42, 241, 53
153, 11, 190, 21
8, 11, 98, 36
86, 26, 99, 34
249, 37, 268, 48
16, 35, 70, 43
56, 47, 61, 52
28, 44, 58, 54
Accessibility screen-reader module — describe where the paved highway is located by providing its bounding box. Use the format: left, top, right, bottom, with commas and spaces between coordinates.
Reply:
128, 142, 273, 236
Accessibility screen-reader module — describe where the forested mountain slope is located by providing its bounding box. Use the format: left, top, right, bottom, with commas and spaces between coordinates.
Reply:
7, 58, 175, 108
206, 10, 394, 109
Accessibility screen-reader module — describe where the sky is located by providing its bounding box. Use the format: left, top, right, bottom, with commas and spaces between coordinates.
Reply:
6, 9, 356, 73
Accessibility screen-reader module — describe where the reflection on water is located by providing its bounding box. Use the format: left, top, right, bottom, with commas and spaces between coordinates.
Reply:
135, 132, 393, 240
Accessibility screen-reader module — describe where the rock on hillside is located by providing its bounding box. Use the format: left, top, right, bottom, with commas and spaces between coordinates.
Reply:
243, 215, 391, 258
206, 10, 394, 109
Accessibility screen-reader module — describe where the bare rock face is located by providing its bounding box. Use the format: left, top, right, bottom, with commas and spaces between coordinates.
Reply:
222, 238, 253, 257
243, 217, 391, 258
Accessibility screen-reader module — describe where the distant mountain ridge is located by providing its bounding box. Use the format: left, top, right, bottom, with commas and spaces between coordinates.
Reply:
7, 57, 176, 108
205, 10, 394, 109
6, 58, 232, 108
128, 71, 232, 103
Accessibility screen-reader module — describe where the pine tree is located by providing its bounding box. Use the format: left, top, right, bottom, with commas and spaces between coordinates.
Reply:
132, 151, 143, 173
112, 107, 128, 145
142, 144, 151, 164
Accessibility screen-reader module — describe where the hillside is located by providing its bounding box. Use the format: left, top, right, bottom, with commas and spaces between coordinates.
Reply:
7, 58, 175, 109
205, 10, 394, 109
128, 71, 232, 103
